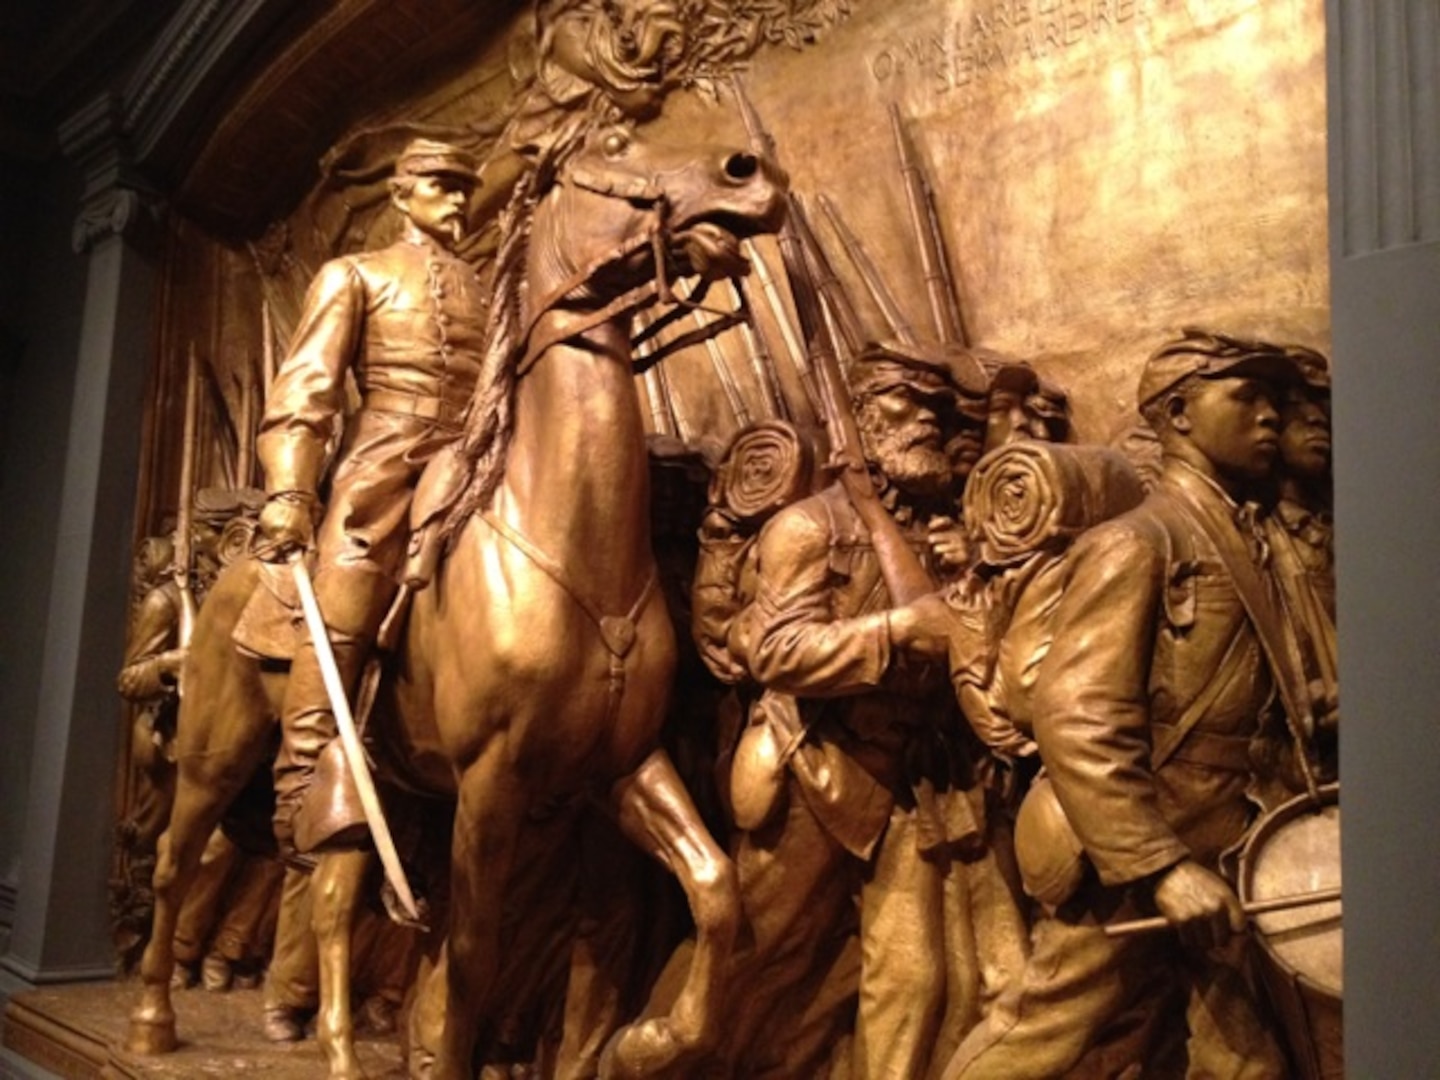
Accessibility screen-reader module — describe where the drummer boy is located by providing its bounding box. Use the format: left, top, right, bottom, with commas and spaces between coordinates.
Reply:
941, 329, 1316, 1079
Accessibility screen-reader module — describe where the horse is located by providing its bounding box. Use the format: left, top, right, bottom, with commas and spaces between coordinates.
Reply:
125, 123, 788, 1079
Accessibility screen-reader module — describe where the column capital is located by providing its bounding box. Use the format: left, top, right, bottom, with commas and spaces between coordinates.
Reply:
69, 186, 164, 255
58, 93, 165, 255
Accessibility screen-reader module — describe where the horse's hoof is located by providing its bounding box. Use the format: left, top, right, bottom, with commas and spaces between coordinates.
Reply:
406, 1046, 435, 1080
599, 1019, 698, 1079
325, 1059, 369, 1080
125, 1011, 178, 1055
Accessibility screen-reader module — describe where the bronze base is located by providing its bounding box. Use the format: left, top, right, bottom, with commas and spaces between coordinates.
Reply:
3, 981, 406, 1078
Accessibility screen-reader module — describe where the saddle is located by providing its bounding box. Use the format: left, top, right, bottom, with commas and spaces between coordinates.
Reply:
231, 559, 413, 661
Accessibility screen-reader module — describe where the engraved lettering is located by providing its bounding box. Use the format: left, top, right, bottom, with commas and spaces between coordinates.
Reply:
1044, 17, 1063, 51
867, 0, 1150, 91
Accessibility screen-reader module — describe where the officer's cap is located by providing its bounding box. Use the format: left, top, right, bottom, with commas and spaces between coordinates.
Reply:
394, 139, 479, 184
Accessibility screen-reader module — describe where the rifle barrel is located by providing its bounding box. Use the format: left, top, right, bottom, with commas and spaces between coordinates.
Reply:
174, 344, 201, 649
817, 193, 917, 346
890, 104, 962, 343
726, 279, 790, 421
790, 194, 866, 359
697, 310, 753, 428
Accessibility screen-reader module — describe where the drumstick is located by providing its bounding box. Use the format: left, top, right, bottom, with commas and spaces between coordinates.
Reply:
1104, 885, 1342, 937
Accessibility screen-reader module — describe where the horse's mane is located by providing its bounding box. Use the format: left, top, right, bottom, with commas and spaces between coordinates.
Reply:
443, 172, 537, 536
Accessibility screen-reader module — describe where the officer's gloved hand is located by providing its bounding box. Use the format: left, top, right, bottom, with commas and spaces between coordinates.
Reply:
254, 492, 316, 562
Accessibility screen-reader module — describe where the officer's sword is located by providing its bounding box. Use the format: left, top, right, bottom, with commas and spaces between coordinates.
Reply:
290, 557, 421, 923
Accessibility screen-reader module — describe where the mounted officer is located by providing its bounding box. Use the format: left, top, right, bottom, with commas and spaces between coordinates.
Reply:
255, 139, 488, 857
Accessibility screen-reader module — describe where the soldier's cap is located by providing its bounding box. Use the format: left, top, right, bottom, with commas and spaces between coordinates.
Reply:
1137, 328, 1301, 409
1283, 344, 1331, 393
983, 357, 1040, 398
194, 486, 266, 525
393, 138, 479, 184
850, 339, 989, 400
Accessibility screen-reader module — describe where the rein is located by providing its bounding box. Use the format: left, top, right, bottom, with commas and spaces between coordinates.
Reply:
514, 164, 747, 378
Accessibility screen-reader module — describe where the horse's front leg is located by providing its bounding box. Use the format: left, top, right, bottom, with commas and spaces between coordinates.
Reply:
434, 745, 527, 1080
312, 848, 373, 1079
600, 748, 738, 1079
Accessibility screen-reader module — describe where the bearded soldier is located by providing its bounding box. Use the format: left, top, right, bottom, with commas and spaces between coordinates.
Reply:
689, 342, 1026, 1078
255, 139, 488, 857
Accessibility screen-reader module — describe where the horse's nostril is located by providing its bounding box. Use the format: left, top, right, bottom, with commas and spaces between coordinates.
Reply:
723, 152, 759, 181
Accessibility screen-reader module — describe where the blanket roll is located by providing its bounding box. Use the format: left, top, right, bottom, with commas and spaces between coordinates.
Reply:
962, 442, 1145, 568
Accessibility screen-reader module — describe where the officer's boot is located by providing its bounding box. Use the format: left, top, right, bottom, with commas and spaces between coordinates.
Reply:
273, 565, 392, 858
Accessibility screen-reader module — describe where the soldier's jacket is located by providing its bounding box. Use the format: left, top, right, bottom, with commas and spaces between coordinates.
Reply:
1030, 461, 1304, 887
118, 579, 184, 705
257, 235, 489, 498
727, 482, 976, 858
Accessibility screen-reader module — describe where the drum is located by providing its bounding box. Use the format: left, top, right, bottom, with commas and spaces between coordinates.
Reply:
1238, 783, 1342, 1080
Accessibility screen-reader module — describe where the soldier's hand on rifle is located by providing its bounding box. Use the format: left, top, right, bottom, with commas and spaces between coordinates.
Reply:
927, 516, 971, 573
887, 593, 955, 662
1152, 858, 1246, 952
255, 492, 317, 562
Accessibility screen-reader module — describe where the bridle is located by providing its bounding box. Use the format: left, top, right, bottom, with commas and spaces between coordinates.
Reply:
514, 155, 747, 378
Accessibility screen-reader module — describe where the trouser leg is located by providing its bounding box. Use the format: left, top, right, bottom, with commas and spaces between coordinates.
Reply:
1183, 939, 1288, 1080
173, 829, 240, 966
942, 892, 1167, 1080
265, 865, 320, 1011
854, 807, 947, 1080
721, 774, 857, 1076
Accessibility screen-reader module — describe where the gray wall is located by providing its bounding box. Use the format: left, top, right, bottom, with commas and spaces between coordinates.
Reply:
1327, 3, 1440, 1075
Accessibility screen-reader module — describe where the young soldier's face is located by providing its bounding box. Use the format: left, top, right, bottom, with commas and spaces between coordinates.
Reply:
1279, 387, 1331, 481
1180, 376, 1283, 482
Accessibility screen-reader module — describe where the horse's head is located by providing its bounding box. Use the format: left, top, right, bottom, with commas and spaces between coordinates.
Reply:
521, 124, 789, 357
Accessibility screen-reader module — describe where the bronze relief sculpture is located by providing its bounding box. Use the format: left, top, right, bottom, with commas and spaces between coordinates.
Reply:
99, 3, 1338, 1078
127, 122, 790, 1079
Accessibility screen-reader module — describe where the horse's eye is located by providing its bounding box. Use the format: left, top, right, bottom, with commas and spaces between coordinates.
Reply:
603, 131, 630, 157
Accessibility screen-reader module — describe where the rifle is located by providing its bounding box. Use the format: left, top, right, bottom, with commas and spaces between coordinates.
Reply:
788, 193, 866, 361
741, 239, 824, 421
730, 79, 934, 605
261, 299, 279, 397
889, 104, 967, 344
173, 344, 201, 653
817, 192, 918, 346
725, 278, 790, 421
695, 309, 753, 428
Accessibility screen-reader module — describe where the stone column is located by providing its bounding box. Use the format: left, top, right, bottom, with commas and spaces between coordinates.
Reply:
0, 94, 162, 992
1327, 3, 1440, 1075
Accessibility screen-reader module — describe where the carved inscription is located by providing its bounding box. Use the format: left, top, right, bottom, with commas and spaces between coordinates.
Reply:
870, 0, 1153, 92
